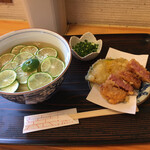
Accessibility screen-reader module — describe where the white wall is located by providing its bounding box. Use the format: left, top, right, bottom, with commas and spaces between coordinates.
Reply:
0, 0, 150, 28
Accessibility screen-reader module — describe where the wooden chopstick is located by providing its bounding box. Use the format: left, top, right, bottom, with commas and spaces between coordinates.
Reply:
69, 109, 122, 120
69, 107, 139, 120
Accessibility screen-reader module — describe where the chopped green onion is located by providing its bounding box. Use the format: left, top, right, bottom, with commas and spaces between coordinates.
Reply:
72, 40, 99, 57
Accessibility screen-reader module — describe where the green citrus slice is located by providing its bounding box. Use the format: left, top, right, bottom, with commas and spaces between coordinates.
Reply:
20, 45, 38, 55
0, 70, 17, 88
16, 84, 29, 92
21, 58, 39, 72
11, 45, 25, 55
13, 52, 33, 66
41, 57, 65, 77
27, 72, 53, 90
36, 47, 57, 61
0, 53, 15, 68
15, 66, 37, 84
1, 61, 18, 71
0, 80, 19, 93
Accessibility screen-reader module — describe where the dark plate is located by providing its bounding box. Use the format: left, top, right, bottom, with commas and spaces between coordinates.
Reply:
0, 34, 150, 145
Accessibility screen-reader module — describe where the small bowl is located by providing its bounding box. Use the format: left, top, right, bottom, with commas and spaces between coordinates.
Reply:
69, 32, 102, 61
0, 28, 72, 104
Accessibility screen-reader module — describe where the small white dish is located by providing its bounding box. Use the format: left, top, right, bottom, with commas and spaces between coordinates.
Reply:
69, 32, 103, 61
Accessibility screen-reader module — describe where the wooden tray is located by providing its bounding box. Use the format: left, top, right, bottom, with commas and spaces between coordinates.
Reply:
0, 34, 150, 145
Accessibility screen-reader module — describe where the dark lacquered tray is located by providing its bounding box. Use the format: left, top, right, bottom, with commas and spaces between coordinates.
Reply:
0, 34, 150, 145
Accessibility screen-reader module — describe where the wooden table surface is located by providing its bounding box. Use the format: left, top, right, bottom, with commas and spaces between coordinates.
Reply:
0, 19, 150, 150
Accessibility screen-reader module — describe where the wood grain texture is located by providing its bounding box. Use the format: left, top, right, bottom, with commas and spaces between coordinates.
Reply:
0, 0, 12, 3
66, 24, 150, 35
65, 0, 150, 27
1, 20, 150, 36
0, 20, 29, 36
0, 0, 27, 20
0, 34, 150, 147
1, 144, 150, 150
1, 0, 150, 28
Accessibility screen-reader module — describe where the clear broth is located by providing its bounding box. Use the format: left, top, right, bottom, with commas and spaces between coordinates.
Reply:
2, 41, 65, 92
22, 41, 65, 61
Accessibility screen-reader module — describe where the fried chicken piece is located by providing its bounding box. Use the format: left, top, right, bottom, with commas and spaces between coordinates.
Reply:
119, 70, 141, 89
108, 74, 134, 94
127, 59, 150, 83
100, 80, 128, 104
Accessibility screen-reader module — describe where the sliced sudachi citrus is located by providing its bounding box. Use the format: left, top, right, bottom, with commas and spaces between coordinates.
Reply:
27, 72, 52, 90
21, 58, 39, 72
11, 45, 25, 55
36, 47, 57, 61
20, 45, 38, 55
0, 70, 17, 88
1, 61, 18, 71
41, 56, 65, 77
15, 66, 37, 84
0, 80, 19, 93
13, 52, 33, 66
0, 53, 15, 68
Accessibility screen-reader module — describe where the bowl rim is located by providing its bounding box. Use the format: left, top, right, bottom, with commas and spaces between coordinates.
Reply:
69, 32, 103, 61
0, 28, 72, 95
